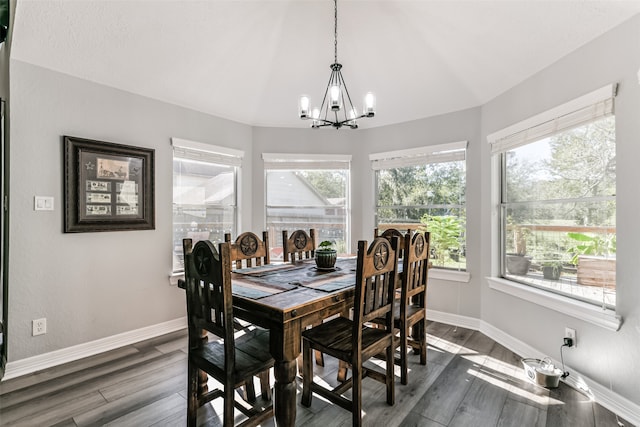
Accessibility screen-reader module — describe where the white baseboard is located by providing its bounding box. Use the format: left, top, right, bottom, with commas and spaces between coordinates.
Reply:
2, 317, 187, 381
427, 310, 640, 426
427, 309, 481, 331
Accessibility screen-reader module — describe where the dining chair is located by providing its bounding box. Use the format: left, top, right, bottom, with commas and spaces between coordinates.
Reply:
282, 228, 324, 370
182, 238, 274, 427
224, 231, 270, 269
340, 231, 430, 385
394, 231, 430, 384
223, 231, 273, 400
282, 229, 316, 263
301, 237, 400, 427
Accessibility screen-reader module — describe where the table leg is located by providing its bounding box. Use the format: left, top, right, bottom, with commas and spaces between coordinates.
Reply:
270, 318, 301, 427
273, 359, 298, 426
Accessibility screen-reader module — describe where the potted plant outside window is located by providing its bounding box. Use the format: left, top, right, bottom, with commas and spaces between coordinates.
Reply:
506, 226, 531, 275
542, 261, 562, 280
315, 240, 337, 270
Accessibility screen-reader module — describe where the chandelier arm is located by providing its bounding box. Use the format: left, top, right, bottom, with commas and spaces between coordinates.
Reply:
335, 113, 367, 127
338, 71, 357, 115
317, 67, 338, 122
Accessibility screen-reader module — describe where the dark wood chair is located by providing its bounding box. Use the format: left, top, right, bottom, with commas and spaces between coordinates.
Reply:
395, 231, 430, 384
282, 229, 316, 263
282, 229, 324, 370
301, 237, 400, 427
182, 238, 274, 427
367, 231, 430, 384
224, 231, 272, 400
224, 231, 270, 269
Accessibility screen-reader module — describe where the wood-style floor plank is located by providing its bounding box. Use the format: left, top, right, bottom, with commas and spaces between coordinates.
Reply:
0, 321, 631, 427
497, 398, 547, 427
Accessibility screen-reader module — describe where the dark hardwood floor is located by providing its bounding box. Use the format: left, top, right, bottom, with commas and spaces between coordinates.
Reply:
0, 321, 631, 426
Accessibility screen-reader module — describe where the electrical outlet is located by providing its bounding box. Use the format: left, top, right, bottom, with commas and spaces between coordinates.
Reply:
33, 318, 47, 336
565, 327, 576, 347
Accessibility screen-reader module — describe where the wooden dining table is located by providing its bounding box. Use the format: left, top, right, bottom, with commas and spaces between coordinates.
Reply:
228, 257, 358, 427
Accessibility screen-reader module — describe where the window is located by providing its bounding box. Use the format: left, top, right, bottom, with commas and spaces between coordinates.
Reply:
371, 141, 467, 271
172, 138, 242, 272
263, 153, 351, 259
489, 84, 616, 308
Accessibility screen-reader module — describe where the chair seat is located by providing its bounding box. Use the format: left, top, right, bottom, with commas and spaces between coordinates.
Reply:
370, 303, 423, 327
394, 304, 424, 326
302, 316, 391, 361
192, 328, 274, 388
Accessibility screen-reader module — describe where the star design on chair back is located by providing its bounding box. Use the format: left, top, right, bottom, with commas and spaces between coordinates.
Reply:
374, 241, 390, 270
194, 244, 212, 276
415, 234, 425, 257
293, 231, 308, 250
240, 234, 258, 256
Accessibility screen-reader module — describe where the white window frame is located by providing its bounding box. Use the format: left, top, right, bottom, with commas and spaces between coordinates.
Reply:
370, 141, 470, 283
487, 85, 621, 330
263, 153, 352, 256
171, 138, 243, 279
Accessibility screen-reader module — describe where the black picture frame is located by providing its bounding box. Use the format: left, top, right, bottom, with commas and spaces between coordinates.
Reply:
64, 135, 155, 233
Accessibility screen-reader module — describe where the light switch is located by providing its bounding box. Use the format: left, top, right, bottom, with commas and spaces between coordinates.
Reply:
34, 196, 54, 211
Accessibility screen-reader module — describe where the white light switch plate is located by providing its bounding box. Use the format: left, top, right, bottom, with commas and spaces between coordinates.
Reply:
34, 196, 54, 211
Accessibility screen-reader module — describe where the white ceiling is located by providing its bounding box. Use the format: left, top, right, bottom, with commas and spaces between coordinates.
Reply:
9, 0, 640, 129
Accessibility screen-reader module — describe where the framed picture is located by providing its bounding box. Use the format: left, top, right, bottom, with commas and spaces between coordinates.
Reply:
64, 135, 155, 232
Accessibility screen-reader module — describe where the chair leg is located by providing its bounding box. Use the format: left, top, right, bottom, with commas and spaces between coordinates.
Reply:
301, 339, 313, 407
187, 361, 199, 427
400, 323, 408, 385
352, 363, 362, 427
259, 371, 272, 401
336, 360, 349, 383
243, 379, 257, 403
386, 342, 395, 405
418, 319, 427, 365
224, 380, 235, 427
314, 349, 325, 367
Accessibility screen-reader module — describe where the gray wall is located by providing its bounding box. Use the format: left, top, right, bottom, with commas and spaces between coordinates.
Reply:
8, 61, 254, 361
5, 11, 639, 408
480, 14, 640, 403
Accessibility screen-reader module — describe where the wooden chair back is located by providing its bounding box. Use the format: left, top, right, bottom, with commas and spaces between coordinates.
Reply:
353, 236, 400, 337
282, 229, 316, 263
224, 231, 270, 269
182, 238, 236, 370
374, 227, 407, 259
401, 231, 430, 315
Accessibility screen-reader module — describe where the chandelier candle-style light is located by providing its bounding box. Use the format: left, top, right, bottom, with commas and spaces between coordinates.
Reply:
298, 0, 375, 129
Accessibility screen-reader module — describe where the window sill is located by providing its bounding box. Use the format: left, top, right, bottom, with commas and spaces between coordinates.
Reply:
487, 276, 621, 331
169, 272, 184, 287
430, 269, 470, 283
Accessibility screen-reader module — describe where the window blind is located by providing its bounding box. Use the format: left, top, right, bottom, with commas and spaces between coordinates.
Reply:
488, 84, 617, 154
263, 153, 351, 170
369, 140, 467, 170
172, 137, 243, 167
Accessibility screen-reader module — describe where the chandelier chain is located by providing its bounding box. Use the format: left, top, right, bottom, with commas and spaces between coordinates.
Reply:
334, 0, 338, 64
298, 0, 375, 129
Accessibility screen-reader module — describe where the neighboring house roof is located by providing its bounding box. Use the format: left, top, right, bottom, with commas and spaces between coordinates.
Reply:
267, 171, 334, 206
174, 172, 234, 205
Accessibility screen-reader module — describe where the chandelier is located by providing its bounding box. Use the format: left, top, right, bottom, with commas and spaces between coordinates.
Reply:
298, 0, 375, 129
